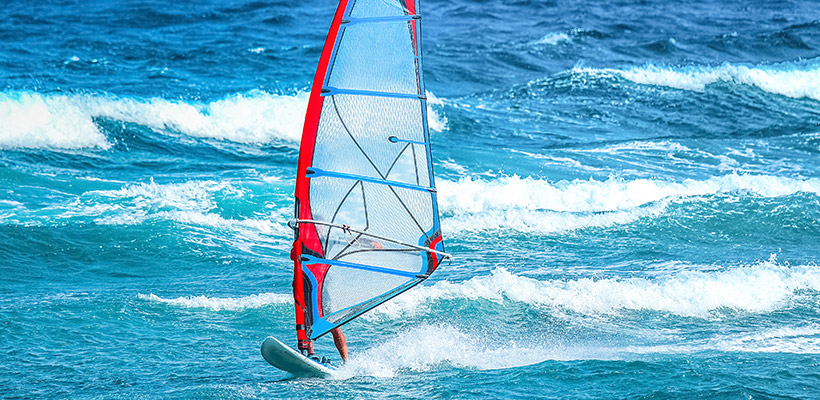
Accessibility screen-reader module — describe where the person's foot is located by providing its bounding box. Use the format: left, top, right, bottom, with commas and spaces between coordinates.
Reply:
307, 353, 320, 362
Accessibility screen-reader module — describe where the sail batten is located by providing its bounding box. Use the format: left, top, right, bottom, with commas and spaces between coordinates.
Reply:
321, 87, 425, 100
292, 0, 445, 344
301, 256, 424, 279
307, 168, 435, 192
342, 15, 421, 25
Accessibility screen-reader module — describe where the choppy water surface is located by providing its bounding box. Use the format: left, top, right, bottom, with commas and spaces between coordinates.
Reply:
2, 0, 820, 398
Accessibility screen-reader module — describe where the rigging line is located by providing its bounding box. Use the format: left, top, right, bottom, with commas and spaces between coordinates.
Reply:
332, 230, 364, 260
384, 142, 412, 178
331, 95, 386, 179
292, 219, 452, 259
332, 183, 370, 258
387, 184, 427, 236
324, 181, 362, 256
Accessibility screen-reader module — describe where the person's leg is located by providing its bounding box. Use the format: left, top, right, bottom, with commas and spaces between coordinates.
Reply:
330, 328, 348, 363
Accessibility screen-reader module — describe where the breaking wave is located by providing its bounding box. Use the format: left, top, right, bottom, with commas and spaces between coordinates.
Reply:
0, 179, 292, 242
573, 60, 820, 101
372, 260, 820, 318
341, 321, 820, 378
0, 90, 448, 150
436, 173, 820, 233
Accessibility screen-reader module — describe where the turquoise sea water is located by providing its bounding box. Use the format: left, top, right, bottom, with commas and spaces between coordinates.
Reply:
2, 0, 820, 398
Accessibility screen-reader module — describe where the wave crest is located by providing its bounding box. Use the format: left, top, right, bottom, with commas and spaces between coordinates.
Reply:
0, 90, 448, 150
437, 174, 820, 233
574, 61, 820, 101
373, 261, 820, 318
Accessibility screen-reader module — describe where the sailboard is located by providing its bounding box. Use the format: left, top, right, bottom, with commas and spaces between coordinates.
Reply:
261, 336, 336, 378
261, 0, 450, 375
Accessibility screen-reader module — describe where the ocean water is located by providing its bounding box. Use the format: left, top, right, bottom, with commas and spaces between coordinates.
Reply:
2, 0, 820, 398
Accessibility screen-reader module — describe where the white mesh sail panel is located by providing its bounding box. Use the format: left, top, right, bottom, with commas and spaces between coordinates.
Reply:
303, 0, 442, 332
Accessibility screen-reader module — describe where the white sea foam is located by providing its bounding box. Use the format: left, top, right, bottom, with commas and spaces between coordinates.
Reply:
89, 180, 292, 237
574, 61, 820, 101
534, 32, 571, 45
0, 89, 448, 149
425, 91, 448, 132
337, 325, 551, 378
625, 325, 820, 355
137, 292, 290, 311
0, 92, 110, 149
371, 261, 820, 318
436, 173, 820, 233
341, 323, 820, 377
0, 200, 23, 207
443, 201, 668, 234
49, 179, 226, 225
90, 179, 228, 212
11, 179, 294, 240
571, 140, 691, 154
704, 325, 820, 354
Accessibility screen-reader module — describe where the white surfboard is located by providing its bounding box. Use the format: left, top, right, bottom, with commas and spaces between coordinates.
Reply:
261, 336, 336, 378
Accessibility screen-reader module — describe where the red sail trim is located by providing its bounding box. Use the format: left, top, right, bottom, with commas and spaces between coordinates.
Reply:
428, 234, 443, 268
406, 1, 418, 61
293, 0, 350, 351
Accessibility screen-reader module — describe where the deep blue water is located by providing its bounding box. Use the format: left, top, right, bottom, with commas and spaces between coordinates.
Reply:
2, 0, 820, 398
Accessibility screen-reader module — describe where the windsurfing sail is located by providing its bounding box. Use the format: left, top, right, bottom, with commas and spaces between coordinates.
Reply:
290, 0, 449, 350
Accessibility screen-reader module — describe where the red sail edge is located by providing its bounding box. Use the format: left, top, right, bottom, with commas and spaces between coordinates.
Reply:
292, 0, 350, 353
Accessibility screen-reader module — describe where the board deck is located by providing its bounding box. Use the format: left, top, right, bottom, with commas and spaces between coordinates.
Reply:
260, 336, 336, 378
